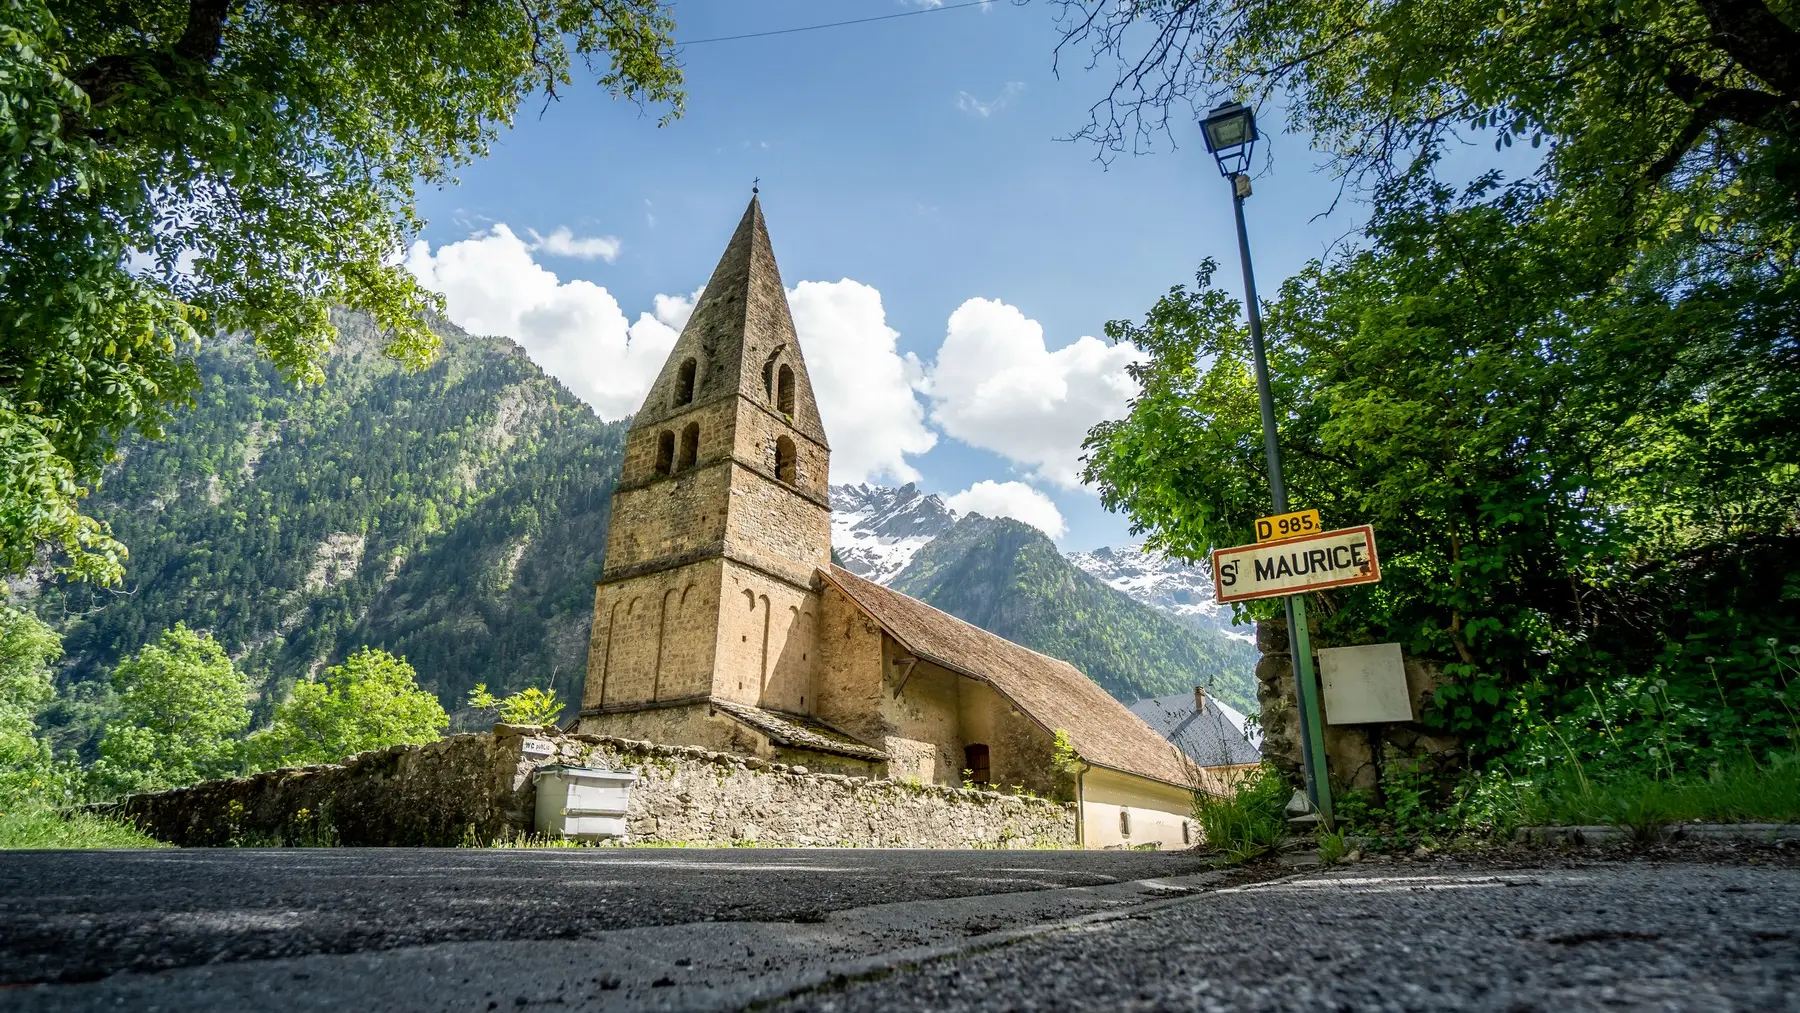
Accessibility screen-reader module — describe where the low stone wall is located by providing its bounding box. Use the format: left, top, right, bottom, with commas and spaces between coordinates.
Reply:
96, 725, 1077, 849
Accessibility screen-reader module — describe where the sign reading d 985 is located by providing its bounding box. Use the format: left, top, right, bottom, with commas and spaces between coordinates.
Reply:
1211, 525, 1380, 604
1255, 508, 1321, 542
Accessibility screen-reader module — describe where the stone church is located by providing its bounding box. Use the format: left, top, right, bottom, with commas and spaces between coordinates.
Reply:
578, 197, 1239, 849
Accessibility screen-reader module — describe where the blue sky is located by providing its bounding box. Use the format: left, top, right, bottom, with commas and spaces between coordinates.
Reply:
405, 1, 1397, 551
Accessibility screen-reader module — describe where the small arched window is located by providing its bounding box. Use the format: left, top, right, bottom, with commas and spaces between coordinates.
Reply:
677, 422, 700, 471
1119, 809, 1131, 838
774, 435, 796, 485
776, 364, 795, 417
675, 357, 697, 406
654, 430, 675, 476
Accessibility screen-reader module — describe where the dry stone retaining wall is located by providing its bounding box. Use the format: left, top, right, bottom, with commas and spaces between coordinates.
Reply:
96, 724, 1076, 849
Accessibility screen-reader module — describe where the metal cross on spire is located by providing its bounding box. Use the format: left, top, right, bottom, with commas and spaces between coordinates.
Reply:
752, 177, 760, 194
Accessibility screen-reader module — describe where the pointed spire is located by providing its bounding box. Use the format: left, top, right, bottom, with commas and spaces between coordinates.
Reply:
631, 196, 828, 448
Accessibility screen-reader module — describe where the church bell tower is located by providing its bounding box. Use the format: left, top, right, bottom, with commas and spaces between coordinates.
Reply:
578, 196, 832, 741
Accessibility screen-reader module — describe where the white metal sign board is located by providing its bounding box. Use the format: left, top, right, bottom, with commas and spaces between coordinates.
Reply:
1211, 525, 1380, 604
1318, 643, 1412, 724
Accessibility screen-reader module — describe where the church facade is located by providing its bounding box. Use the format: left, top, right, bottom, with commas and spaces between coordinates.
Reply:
578, 197, 1239, 849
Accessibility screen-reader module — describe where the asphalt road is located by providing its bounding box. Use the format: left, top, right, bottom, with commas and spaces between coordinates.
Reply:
5, 846, 1796, 1012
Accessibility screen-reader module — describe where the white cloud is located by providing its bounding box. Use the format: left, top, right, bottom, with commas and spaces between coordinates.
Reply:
921, 297, 1143, 489
404, 225, 676, 419
405, 228, 935, 481
526, 226, 622, 262
945, 480, 1067, 539
787, 279, 937, 484
956, 81, 1025, 118
651, 288, 702, 332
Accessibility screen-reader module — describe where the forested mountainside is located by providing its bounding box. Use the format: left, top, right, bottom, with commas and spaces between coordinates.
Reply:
889, 515, 1260, 713
27, 314, 626, 753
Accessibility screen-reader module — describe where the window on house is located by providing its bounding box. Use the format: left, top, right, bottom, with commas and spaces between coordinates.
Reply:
777, 364, 795, 416
677, 422, 699, 471
1119, 809, 1131, 838
963, 743, 990, 785
675, 358, 697, 406
1182, 822, 1191, 845
774, 435, 796, 484
654, 430, 675, 476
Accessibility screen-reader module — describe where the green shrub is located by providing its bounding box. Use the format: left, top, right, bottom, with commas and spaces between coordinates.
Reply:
1192, 764, 1291, 862
0, 800, 165, 850
93, 624, 250, 796
467, 683, 565, 726
246, 648, 447, 769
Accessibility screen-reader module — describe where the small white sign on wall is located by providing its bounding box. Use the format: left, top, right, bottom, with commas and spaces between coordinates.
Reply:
1317, 643, 1412, 724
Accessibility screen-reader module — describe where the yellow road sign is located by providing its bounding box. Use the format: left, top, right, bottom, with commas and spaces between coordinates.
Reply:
1212, 525, 1380, 604
1255, 508, 1322, 542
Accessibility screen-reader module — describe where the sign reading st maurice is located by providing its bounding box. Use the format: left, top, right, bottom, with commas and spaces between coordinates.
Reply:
1211, 525, 1381, 604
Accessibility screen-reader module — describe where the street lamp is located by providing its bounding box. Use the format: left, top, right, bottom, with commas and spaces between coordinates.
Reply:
1200, 102, 1258, 178
1200, 101, 1334, 828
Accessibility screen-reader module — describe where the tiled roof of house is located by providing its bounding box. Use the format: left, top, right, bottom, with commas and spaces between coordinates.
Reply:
1127, 691, 1262, 768
711, 698, 889, 762
820, 565, 1198, 788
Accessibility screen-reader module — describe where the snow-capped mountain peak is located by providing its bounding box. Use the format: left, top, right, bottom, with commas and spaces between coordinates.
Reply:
829, 485, 1251, 643
1065, 542, 1248, 639
829, 482, 958, 585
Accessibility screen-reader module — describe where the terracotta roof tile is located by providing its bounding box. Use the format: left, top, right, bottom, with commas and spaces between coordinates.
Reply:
821, 566, 1198, 788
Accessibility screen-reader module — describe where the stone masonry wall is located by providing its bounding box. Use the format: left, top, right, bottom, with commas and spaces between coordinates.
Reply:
96, 724, 1076, 849
1256, 619, 1463, 796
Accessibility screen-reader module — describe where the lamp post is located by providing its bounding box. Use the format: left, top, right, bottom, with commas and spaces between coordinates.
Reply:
1200, 101, 1334, 827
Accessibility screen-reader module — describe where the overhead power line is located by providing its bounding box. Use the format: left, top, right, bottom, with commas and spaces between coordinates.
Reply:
677, 0, 996, 47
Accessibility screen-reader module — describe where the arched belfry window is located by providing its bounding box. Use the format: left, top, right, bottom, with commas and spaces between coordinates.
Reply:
774, 435, 796, 484
776, 364, 795, 417
677, 422, 700, 471
675, 357, 697, 406
654, 430, 675, 476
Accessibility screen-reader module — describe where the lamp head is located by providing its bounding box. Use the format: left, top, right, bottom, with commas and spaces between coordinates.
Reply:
1201, 102, 1258, 178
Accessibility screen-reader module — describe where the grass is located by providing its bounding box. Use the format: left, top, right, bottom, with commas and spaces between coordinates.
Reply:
1525, 755, 1800, 833
1192, 763, 1291, 862
0, 801, 167, 850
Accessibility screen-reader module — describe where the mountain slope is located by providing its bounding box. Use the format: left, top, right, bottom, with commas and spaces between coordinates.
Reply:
1066, 543, 1248, 640
889, 515, 1259, 713
829, 483, 957, 583
30, 312, 627, 746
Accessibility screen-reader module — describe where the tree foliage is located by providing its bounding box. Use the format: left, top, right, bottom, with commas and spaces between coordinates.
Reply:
0, 603, 61, 797
1064, 0, 1800, 773
0, 0, 681, 581
1050, 0, 1798, 201
468, 682, 566, 727
1084, 173, 1799, 762
94, 622, 248, 793
248, 647, 446, 768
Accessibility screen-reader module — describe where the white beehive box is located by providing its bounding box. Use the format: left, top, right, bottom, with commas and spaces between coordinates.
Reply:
533, 765, 638, 840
